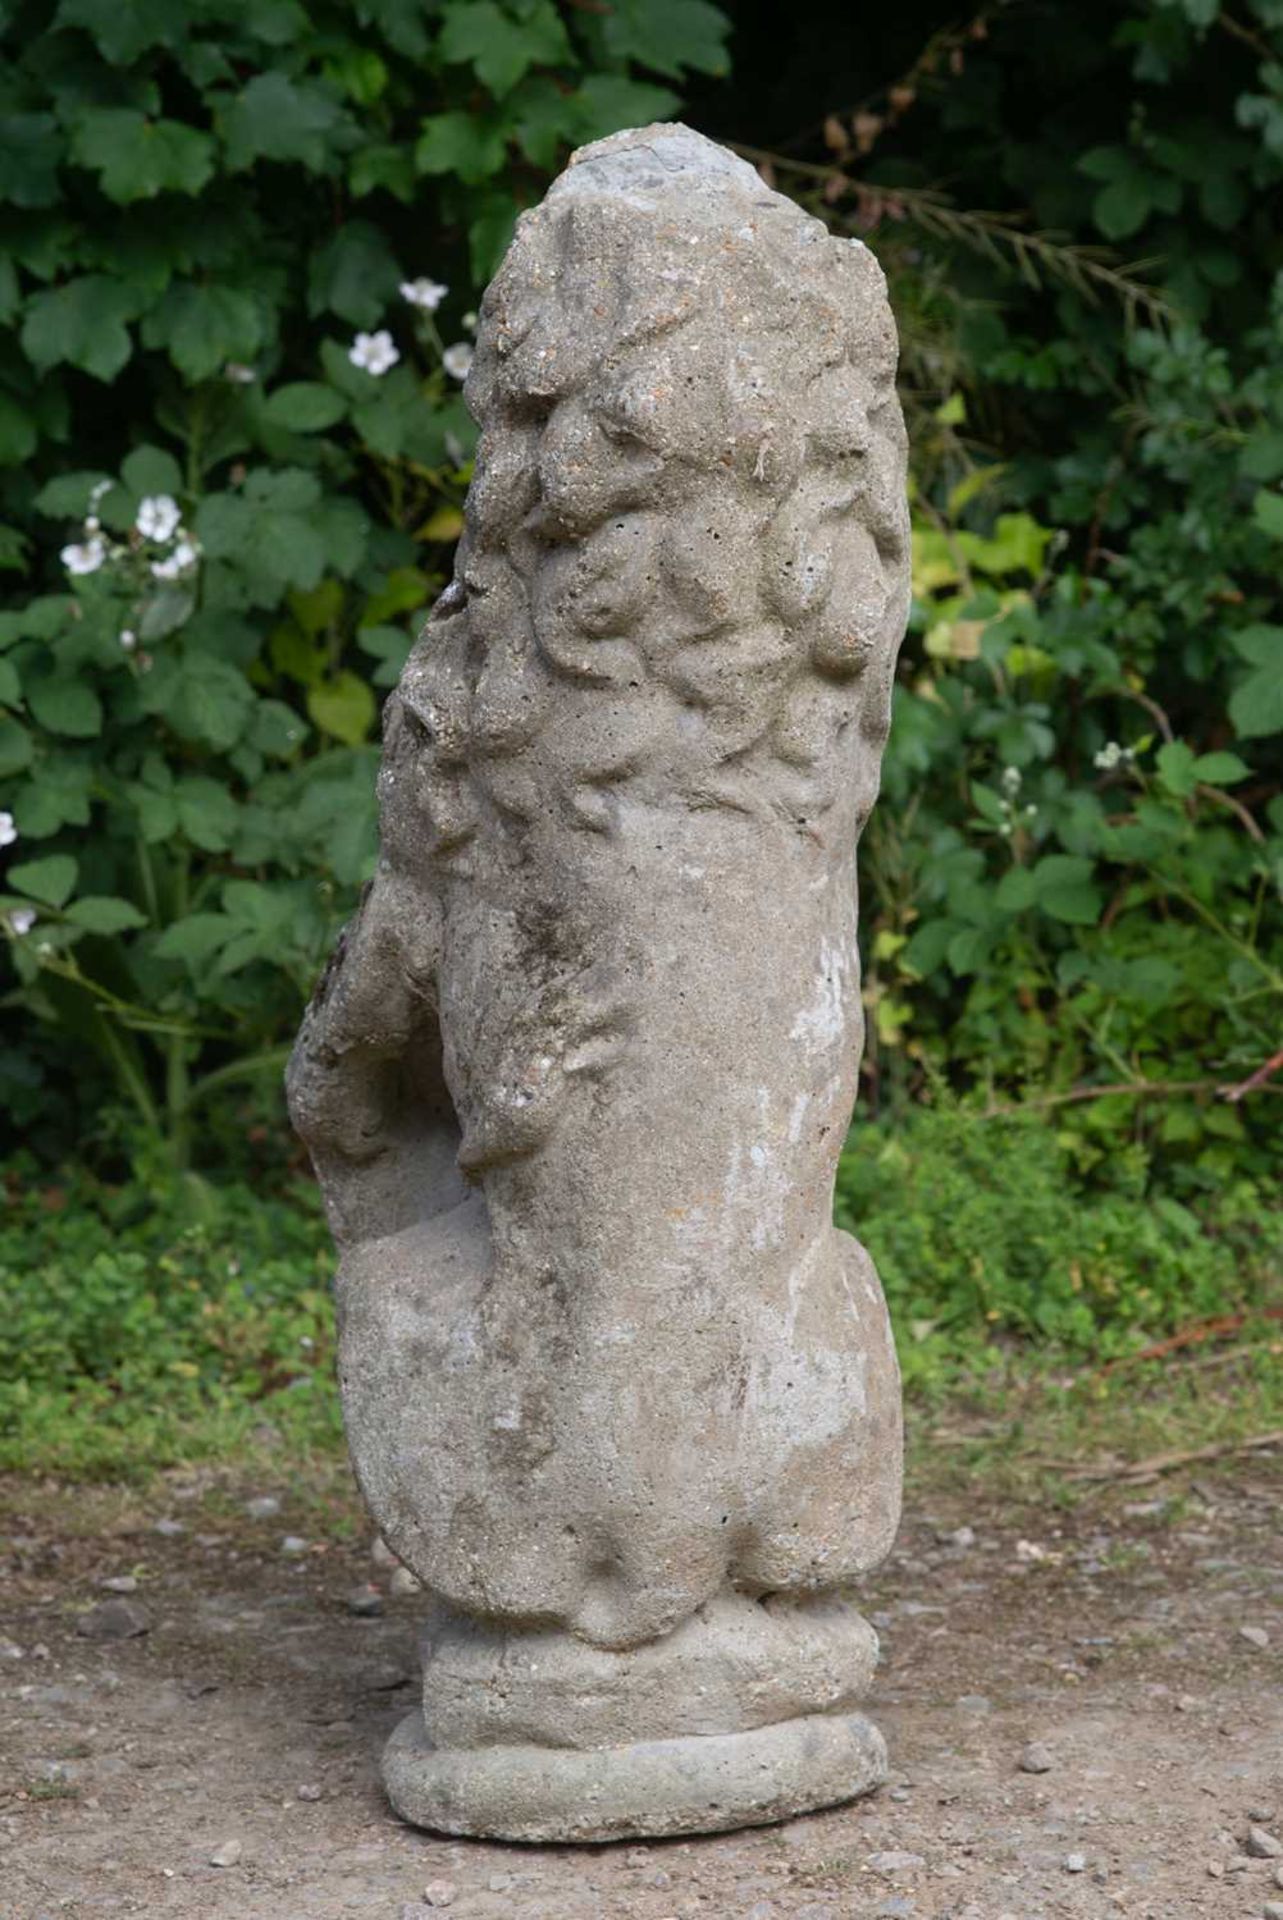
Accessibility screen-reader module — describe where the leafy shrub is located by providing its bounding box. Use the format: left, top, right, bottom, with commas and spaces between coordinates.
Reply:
0, 1156, 337, 1472
2, 0, 1281, 1209
837, 1103, 1283, 1383
733, 2, 1283, 1188
0, 0, 729, 1161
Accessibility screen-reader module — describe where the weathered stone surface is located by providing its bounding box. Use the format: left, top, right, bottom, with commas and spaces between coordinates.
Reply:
384, 1703, 888, 1844
289, 120, 910, 1840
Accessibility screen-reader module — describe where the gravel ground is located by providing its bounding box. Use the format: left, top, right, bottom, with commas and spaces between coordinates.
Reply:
2, 1458, 1281, 1920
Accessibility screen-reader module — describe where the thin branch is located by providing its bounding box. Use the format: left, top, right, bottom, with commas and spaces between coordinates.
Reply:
730, 144, 1178, 328
1100, 1309, 1283, 1376
1060, 1429, 1283, 1483
1219, 10, 1273, 60
1222, 1046, 1283, 1104
1195, 781, 1266, 842
981, 1078, 1226, 1116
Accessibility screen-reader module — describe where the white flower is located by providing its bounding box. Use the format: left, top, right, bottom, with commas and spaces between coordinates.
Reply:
1000, 764, 1022, 796
89, 479, 111, 505
119, 629, 137, 652
348, 330, 400, 376
442, 341, 473, 381
223, 362, 257, 384
1094, 741, 1123, 771
461, 309, 478, 332
151, 537, 199, 581
61, 537, 105, 576
84, 515, 100, 533
0, 811, 16, 849
8, 907, 36, 936
400, 278, 448, 312
136, 495, 182, 544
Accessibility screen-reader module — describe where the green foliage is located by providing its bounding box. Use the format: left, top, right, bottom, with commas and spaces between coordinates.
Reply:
0, 1157, 338, 1474
745, 2, 1283, 1188
0, 0, 728, 1160
2, 0, 1281, 1215
837, 1104, 1283, 1385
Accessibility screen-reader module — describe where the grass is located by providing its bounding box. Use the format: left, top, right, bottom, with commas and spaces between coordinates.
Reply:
901, 1339, 1283, 1505
2, 1103, 1280, 1492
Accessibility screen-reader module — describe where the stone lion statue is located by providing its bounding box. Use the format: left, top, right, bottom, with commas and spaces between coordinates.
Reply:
289, 123, 910, 1841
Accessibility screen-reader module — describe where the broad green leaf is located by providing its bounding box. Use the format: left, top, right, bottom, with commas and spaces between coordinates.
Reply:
361, 567, 429, 625
306, 220, 401, 327
11, 759, 93, 837
356, 622, 413, 687
246, 467, 323, 514
510, 75, 583, 168
595, 0, 730, 77
175, 775, 238, 851
1027, 853, 1104, 927
1032, 853, 1096, 892
1251, 489, 1283, 539
153, 914, 234, 962
325, 45, 389, 104
307, 671, 376, 744
195, 473, 331, 600
355, 0, 433, 55
0, 113, 62, 208
1239, 428, 1283, 482
26, 675, 103, 738
121, 445, 183, 497
439, 0, 571, 96
9, 854, 78, 907
957, 513, 1051, 579
65, 895, 148, 933
21, 277, 138, 382
970, 782, 1005, 825
142, 283, 263, 381
1155, 739, 1198, 797
0, 717, 33, 777
416, 111, 507, 185
994, 866, 1039, 912
140, 587, 197, 641
70, 110, 215, 203
1230, 623, 1282, 666
141, 651, 255, 750
1230, 660, 1283, 739
219, 73, 347, 173
0, 395, 36, 464
349, 143, 416, 201
946, 926, 993, 974
264, 383, 348, 431
251, 699, 309, 757
288, 578, 344, 635
575, 74, 681, 138
1093, 177, 1151, 240
1039, 883, 1103, 926
52, 0, 178, 61
352, 386, 408, 458
34, 471, 115, 518
1190, 750, 1250, 784
126, 781, 178, 843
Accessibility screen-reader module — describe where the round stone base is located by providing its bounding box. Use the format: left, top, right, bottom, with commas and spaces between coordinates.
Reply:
382, 1706, 887, 1843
